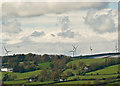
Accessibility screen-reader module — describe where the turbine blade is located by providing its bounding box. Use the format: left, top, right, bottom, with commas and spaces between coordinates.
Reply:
72, 45, 76, 49
4, 46, 7, 52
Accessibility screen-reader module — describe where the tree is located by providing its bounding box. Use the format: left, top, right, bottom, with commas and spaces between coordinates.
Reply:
50, 63, 54, 69
72, 64, 76, 70
3, 73, 9, 81
61, 74, 67, 80
76, 70, 84, 75
2, 73, 16, 81
37, 69, 52, 81
66, 71, 74, 77
68, 63, 72, 68
97, 73, 99, 75
51, 71, 60, 81
19, 65, 25, 73
42, 54, 50, 62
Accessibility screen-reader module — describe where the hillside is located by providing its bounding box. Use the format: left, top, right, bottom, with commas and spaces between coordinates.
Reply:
2, 54, 120, 85
86, 64, 119, 74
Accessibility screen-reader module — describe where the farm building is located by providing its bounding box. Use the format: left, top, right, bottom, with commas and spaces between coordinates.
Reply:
1, 68, 13, 72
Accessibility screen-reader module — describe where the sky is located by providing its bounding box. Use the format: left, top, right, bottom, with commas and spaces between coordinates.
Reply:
0, 2, 119, 56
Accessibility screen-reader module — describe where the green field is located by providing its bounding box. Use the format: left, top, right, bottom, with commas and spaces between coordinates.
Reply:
2, 58, 119, 85
55, 80, 106, 84
25, 81, 54, 85
2, 70, 41, 80
63, 69, 79, 75
56, 80, 94, 84
3, 80, 28, 84
38, 62, 51, 69
86, 64, 119, 74
67, 74, 119, 80
67, 58, 105, 66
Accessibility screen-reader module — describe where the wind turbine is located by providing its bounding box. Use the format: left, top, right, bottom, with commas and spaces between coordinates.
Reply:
69, 45, 78, 57
72, 45, 78, 54
4, 46, 11, 56
115, 43, 118, 53
90, 46, 93, 55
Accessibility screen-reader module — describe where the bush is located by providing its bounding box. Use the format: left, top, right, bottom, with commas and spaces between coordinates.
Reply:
66, 71, 74, 77
97, 73, 99, 75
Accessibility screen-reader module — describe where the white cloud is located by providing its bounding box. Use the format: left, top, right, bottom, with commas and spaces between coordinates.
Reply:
84, 9, 117, 33
31, 31, 45, 37
57, 30, 75, 38
2, 7, 118, 45
1, 2, 118, 56
99, 32, 118, 41
2, 2, 109, 18
2, 19, 22, 33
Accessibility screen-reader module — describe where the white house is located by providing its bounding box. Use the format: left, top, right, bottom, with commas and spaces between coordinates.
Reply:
1, 68, 13, 72
59, 79, 63, 82
84, 67, 88, 70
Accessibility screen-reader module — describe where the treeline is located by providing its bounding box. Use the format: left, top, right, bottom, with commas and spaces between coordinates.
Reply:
2, 53, 71, 73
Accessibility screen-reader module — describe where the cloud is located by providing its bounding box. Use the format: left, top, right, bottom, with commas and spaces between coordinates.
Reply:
2, 2, 109, 18
58, 16, 70, 31
57, 30, 75, 38
31, 31, 45, 37
2, 19, 22, 33
84, 9, 116, 33
57, 16, 79, 38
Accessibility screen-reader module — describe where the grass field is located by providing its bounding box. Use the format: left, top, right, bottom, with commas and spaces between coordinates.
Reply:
109, 81, 120, 84
25, 81, 54, 85
86, 64, 119, 75
67, 58, 105, 66
64, 58, 106, 75
63, 69, 79, 75
56, 81, 94, 84
55, 80, 105, 84
2, 70, 41, 80
3, 80, 28, 84
2, 58, 119, 85
38, 62, 51, 69
67, 74, 119, 80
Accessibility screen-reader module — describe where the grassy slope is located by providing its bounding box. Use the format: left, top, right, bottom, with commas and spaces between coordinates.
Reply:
38, 62, 51, 69
64, 58, 105, 75
2, 58, 119, 85
63, 65, 119, 81
55, 80, 106, 84
67, 74, 119, 80
3, 80, 28, 84
2, 62, 51, 80
56, 80, 94, 84
86, 64, 119, 74
67, 58, 105, 66
63, 69, 79, 75
2, 70, 41, 80
25, 81, 54, 85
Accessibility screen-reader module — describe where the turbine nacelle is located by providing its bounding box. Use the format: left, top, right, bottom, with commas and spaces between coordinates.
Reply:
69, 44, 78, 57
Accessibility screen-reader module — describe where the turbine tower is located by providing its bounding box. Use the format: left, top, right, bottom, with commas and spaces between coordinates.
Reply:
90, 46, 93, 55
115, 43, 118, 53
69, 45, 78, 57
4, 46, 11, 56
